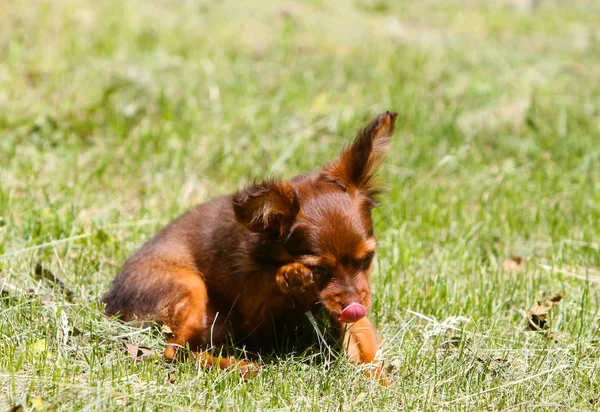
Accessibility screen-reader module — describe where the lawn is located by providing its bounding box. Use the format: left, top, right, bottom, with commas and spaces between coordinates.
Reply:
1, 0, 600, 409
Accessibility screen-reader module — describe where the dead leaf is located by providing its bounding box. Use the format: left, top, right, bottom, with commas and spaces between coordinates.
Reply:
161, 324, 174, 336
528, 292, 563, 330
34, 263, 74, 301
9, 406, 25, 412
123, 343, 160, 363
32, 339, 47, 355
503, 256, 525, 272
30, 395, 45, 411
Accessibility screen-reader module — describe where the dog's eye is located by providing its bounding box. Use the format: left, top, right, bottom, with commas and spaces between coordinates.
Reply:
359, 252, 375, 268
312, 265, 332, 279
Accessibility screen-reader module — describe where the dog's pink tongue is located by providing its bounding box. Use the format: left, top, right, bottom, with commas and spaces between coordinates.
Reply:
339, 303, 366, 323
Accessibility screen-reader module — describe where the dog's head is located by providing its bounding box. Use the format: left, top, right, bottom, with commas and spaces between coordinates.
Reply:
233, 111, 397, 322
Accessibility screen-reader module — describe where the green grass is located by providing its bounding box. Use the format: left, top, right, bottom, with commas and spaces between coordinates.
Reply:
1, 0, 600, 409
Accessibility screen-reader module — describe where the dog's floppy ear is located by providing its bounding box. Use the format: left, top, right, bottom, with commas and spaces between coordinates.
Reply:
232, 181, 300, 237
320, 111, 397, 194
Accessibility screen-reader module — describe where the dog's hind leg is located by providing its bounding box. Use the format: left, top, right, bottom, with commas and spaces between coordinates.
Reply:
160, 266, 257, 378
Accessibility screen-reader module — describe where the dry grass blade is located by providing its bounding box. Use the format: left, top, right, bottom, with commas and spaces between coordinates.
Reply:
539, 264, 600, 284
0, 234, 91, 260
444, 365, 570, 405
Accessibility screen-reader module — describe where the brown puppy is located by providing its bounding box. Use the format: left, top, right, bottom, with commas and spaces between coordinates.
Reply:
103, 111, 397, 382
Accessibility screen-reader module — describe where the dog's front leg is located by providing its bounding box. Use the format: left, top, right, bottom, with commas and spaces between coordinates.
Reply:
339, 316, 389, 385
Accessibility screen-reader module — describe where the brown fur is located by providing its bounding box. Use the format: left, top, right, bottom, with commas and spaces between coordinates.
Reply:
103, 111, 397, 383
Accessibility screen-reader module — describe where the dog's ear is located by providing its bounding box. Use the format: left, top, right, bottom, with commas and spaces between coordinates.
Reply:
320, 111, 397, 194
232, 181, 300, 237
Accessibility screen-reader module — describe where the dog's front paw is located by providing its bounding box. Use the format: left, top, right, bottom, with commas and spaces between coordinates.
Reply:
276, 262, 313, 293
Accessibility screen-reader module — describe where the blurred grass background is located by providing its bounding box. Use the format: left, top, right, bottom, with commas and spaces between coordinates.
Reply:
1, 0, 600, 409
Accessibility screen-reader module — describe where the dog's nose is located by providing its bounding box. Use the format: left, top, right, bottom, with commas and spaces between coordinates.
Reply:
339, 303, 366, 323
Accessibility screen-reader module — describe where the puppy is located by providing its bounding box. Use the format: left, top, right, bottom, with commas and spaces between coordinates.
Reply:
103, 111, 397, 382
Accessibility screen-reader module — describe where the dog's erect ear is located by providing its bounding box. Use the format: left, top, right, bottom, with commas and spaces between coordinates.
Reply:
320, 111, 397, 193
232, 181, 300, 237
